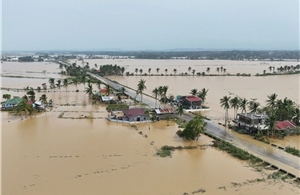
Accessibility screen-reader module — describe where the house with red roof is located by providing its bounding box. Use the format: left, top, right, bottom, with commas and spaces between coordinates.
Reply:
275, 120, 297, 132
178, 95, 202, 110
123, 108, 148, 122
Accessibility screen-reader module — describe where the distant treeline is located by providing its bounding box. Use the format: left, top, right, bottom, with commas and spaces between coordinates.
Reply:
68, 50, 300, 60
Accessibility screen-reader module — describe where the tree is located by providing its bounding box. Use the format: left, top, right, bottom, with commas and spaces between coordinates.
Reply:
188, 67, 192, 75
216, 67, 220, 75
2, 94, 11, 100
206, 67, 210, 74
177, 115, 206, 140
197, 88, 209, 105
239, 98, 248, 113
190, 88, 198, 96
152, 87, 159, 108
135, 68, 138, 75
156, 68, 160, 74
26, 90, 35, 102
292, 107, 300, 126
148, 68, 151, 74
265, 110, 278, 137
119, 87, 126, 96
48, 78, 55, 89
137, 79, 146, 103
162, 85, 169, 103
266, 93, 278, 108
192, 69, 196, 76
165, 68, 168, 75
139, 69, 143, 75
230, 96, 240, 119
248, 100, 260, 113
63, 79, 69, 90
173, 68, 177, 75
85, 83, 93, 97
72, 78, 79, 90
56, 79, 61, 91
37, 86, 41, 92
220, 96, 231, 126
13, 100, 35, 118
176, 104, 184, 117
39, 94, 47, 108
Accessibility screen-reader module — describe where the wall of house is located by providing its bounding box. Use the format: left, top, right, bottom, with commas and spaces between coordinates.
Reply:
127, 115, 148, 122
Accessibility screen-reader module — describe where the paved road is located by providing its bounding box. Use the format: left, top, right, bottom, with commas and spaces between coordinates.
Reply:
72, 63, 300, 176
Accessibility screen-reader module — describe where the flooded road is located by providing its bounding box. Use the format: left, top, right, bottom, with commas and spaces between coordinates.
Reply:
1, 61, 299, 195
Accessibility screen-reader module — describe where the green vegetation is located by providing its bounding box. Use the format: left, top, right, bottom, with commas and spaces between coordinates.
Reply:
156, 145, 198, 158
285, 146, 300, 157
176, 115, 206, 140
106, 104, 129, 112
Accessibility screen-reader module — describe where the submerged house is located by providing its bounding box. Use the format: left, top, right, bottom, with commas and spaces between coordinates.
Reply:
275, 120, 297, 133
178, 96, 202, 110
154, 108, 176, 120
1, 97, 23, 110
123, 108, 148, 122
234, 112, 268, 133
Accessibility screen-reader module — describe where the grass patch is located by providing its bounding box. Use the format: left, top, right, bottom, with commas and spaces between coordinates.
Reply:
285, 146, 300, 157
106, 104, 129, 112
156, 145, 198, 158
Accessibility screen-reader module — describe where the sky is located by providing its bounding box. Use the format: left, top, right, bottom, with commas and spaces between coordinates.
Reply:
2, 0, 300, 51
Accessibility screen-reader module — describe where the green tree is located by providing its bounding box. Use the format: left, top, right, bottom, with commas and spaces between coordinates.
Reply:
48, 78, 55, 89
266, 93, 278, 108
2, 94, 11, 100
197, 88, 209, 105
173, 68, 177, 75
206, 67, 210, 74
85, 83, 93, 97
137, 79, 147, 103
230, 96, 240, 119
176, 104, 184, 117
292, 107, 300, 126
26, 90, 35, 102
39, 94, 47, 108
190, 88, 198, 96
265, 110, 278, 137
156, 68, 160, 74
177, 115, 206, 140
248, 100, 260, 113
220, 96, 231, 126
152, 87, 159, 108
188, 67, 191, 75
239, 98, 248, 113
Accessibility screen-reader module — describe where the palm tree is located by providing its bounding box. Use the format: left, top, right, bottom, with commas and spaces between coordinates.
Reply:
265, 110, 278, 137
152, 87, 159, 108
85, 83, 93, 98
156, 68, 160, 75
37, 86, 41, 92
206, 67, 210, 74
26, 90, 35, 102
197, 88, 209, 105
13, 100, 35, 118
192, 69, 196, 76
39, 94, 47, 108
223, 68, 226, 74
56, 79, 61, 91
230, 96, 240, 119
135, 68, 138, 75
266, 93, 278, 108
239, 98, 248, 113
137, 79, 146, 103
48, 78, 55, 89
176, 104, 184, 117
158, 86, 164, 104
139, 69, 143, 75
216, 67, 220, 75
248, 100, 260, 113
104, 84, 111, 96
173, 68, 177, 75
190, 88, 198, 96
292, 107, 300, 126
188, 67, 192, 75
165, 69, 168, 75
3, 94, 11, 100
220, 96, 231, 126
63, 79, 68, 91
72, 78, 79, 90
162, 85, 169, 103
148, 68, 151, 75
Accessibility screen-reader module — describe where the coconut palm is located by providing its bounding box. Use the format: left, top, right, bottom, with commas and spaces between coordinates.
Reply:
190, 88, 198, 96
156, 68, 160, 75
152, 87, 159, 108
158, 86, 164, 103
188, 67, 192, 75
39, 94, 47, 108
206, 67, 210, 74
56, 79, 61, 91
162, 85, 169, 103
230, 96, 240, 119
176, 104, 184, 117
85, 83, 93, 98
292, 107, 300, 126
48, 78, 55, 89
13, 100, 35, 118
192, 69, 196, 76
197, 88, 209, 105
3, 94, 11, 100
137, 79, 146, 103
265, 110, 278, 137
37, 86, 41, 92
165, 69, 168, 75
135, 68, 138, 75
239, 98, 248, 113
26, 90, 35, 102
216, 67, 220, 74
63, 79, 68, 90
248, 100, 260, 113
72, 78, 79, 90
104, 84, 112, 95
266, 93, 278, 108
139, 69, 143, 75
148, 68, 151, 74
220, 96, 231, 125
173, 68, 177, 75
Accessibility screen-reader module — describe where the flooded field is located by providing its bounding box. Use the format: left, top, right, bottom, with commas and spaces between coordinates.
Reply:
1, 61, 299, 195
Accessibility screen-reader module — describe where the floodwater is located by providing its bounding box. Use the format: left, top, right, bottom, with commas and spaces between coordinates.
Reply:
1, 61, 299, 195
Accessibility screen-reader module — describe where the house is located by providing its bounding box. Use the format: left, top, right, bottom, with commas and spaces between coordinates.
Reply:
123, 108, 148, 122
154, 108, 176, 120
1, 97, 23, 110
234, 112, 268, 133
178, 96, 202, 109
275, 120, 297, 133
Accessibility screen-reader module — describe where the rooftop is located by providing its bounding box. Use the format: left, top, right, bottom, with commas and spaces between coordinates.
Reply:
237, 112, 267, 119
275, 120, 297, 131
123, 108, 145, 118
185, 96, 202, 102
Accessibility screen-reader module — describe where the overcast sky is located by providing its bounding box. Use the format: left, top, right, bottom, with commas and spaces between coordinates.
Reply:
2, 0, 299, 51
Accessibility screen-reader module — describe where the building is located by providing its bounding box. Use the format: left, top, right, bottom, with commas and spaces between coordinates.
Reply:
178, 96, 202, 109
154, 108, 176, 120
123, 108, 148, 122
1, 97, 23, 110
275, 120, 297, 133
234, 112, 268, 133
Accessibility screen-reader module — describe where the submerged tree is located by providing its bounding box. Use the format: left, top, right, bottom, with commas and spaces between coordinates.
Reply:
137, 79, 147, 103
220, 96, 231, 126
176, 115, 206, 140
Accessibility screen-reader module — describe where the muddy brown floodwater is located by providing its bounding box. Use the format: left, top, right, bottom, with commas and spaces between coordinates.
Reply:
1, 61, 299, 195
